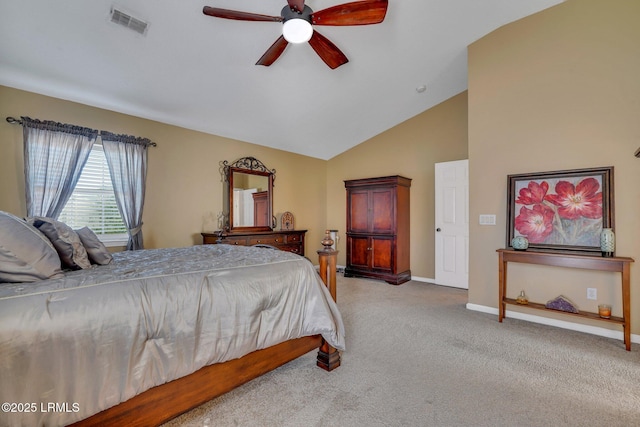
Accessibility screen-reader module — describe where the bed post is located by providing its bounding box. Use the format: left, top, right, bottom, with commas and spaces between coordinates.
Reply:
316, 230, 341, 371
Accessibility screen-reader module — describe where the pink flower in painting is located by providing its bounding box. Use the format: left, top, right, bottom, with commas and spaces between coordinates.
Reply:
516, 181, 549, 205
544, 178, 602, 220
514, 204, 555, 243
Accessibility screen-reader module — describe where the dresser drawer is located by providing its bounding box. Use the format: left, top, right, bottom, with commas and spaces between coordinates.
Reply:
222, 236, 249, 246
249, 234, 285, 245
202, 234, 219, 244
286, 233, 303, 243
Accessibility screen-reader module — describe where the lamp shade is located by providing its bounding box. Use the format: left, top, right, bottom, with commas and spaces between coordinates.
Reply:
282, 18, 313, 44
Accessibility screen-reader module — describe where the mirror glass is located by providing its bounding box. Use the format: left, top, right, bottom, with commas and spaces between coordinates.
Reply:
224, 157, 274, 232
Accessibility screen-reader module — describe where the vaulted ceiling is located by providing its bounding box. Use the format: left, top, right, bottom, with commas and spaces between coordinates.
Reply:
0, 0, 563, 159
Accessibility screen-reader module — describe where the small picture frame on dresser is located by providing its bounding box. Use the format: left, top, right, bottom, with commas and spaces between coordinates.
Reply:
281, 212, 294, 230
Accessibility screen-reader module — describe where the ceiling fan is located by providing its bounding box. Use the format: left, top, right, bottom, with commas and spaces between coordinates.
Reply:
202, 0, 388, 69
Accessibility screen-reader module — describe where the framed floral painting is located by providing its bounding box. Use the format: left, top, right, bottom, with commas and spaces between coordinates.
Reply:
506, 167, 614, 253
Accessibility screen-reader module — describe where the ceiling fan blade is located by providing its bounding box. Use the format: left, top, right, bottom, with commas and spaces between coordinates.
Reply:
256, 36, 289, 66
308, 31, 348, 69
312, 0, 388, 26
202, 6, 283, 22
287, 0, 306, 13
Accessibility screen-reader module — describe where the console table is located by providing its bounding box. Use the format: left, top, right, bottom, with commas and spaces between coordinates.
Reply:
497, 249, 634, 350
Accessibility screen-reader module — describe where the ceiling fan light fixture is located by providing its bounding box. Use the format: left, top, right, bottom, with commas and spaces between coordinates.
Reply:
282, 18, 313, 44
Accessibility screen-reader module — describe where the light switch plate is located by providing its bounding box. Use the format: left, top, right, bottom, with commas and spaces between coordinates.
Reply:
479, 214, 496, 225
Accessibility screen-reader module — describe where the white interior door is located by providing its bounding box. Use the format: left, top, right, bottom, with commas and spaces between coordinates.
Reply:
435, 159, 469, 289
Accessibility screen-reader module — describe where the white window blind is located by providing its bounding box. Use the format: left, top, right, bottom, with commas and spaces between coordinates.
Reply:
59, 143, 128, 244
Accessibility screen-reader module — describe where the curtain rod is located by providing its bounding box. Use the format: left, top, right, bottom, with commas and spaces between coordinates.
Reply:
5, 116, 157, 147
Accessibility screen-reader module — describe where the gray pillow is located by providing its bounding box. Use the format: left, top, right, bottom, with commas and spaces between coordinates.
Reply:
0, 211, 64, 282
28, 217, 92, 270
76, 227, 113, 265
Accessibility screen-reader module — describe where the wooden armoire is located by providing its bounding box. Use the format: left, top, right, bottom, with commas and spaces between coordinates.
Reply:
344, 175, 411, 285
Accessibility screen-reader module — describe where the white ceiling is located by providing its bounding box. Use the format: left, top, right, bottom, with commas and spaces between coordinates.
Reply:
0, 0, 563, 160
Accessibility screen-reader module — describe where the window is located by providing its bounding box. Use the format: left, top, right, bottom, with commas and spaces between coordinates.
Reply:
59, 143, 128, 246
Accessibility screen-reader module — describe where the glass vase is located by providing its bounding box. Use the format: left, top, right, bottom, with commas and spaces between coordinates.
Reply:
600, 228, 615, 257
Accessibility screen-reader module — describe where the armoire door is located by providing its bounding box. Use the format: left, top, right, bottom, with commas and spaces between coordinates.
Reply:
348, 236, 370, 269
370, 236, 393, 271
348, 190, 370, 233
370, 188, 395, 234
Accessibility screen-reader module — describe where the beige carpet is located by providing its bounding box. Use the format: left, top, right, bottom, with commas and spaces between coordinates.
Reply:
163, 276, 640, 427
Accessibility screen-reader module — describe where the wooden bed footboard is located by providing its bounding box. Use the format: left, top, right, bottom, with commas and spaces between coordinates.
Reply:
70, 336, 322, 427
70, 248, 340, 427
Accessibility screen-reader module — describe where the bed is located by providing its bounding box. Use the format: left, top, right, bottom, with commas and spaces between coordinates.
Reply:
0, 212, 344, 427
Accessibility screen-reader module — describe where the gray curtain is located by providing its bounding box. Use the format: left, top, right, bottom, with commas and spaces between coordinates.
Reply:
22, 117, 97, 218
101, 132, 152, 251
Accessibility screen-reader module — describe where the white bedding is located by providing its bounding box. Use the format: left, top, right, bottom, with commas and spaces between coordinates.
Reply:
0, 244, 345, 427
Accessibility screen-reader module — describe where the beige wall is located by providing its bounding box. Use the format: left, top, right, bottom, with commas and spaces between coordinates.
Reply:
468, 0, 640, 333
0, 86, 328, 253
326, 92, 469, 278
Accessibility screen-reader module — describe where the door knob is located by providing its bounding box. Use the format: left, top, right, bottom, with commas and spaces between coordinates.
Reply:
436, 228, 441, 232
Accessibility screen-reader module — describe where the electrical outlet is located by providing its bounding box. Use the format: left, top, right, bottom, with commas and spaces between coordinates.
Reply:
587, 288, 597, 300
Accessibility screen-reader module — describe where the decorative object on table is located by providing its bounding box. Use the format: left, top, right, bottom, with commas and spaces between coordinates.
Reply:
511, 236, 529, 250
321, 229, 335, 252
506, 167, 614, 254
545, 295, 579, 314
598, 304, 612, 319
600, 228, 615, 257
217, 211, 227, 230
329, 229, 339, 250
516, 290, 529, 305
281, 211, 294, 230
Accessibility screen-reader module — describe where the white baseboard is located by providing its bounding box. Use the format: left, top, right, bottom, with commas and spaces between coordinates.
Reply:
412, 276, 470, 290
410, 275, 435, 283
466, 303, 640, 345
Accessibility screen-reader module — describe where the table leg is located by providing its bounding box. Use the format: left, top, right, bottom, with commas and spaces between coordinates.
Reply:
622, 263, 631, 351
498, 252, 506, 322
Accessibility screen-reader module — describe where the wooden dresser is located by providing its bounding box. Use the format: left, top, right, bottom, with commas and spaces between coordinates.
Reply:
344, 175, 411, 285
202, 230, 307, 256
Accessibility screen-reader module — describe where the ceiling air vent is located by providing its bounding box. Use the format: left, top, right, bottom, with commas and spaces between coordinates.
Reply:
110, 7, 148, 35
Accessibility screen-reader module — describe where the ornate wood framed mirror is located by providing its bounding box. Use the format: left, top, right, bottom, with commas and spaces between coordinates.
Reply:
223, 157, 275, 232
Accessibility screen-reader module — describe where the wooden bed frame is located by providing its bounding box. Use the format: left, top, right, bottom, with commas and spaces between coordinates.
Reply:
70, 248, 340, 427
